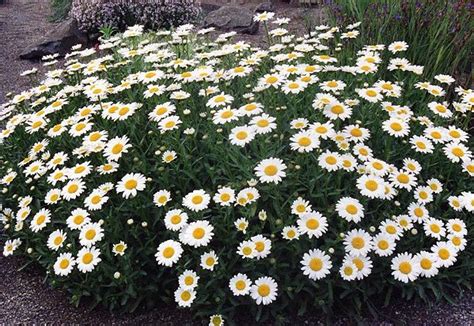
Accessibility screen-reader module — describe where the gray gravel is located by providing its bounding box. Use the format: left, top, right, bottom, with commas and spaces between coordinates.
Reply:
0, 255, 196, 325
1, 254, 473, 325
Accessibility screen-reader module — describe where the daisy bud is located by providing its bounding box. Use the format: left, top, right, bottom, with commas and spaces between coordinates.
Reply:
203, 135, 208, 140
339, 232, 345, 238
148, 130, 153, 135
30, 186, 35, 191
275, 219, 282, 225
133, 157, 139, 162
394, 201, 400, 206
328, 248, 335, 254
155, 150, 161, 155
67, 243, 72, 248
114, 272, 121, 279
295, 165, 301, 170
4, 224, 9, 229
248, 179, 258, 187
2, 188, 7, 194
99, 219, 104, 225
26, 178, 32, 184
369, 226, 376, 232
27, 248, 33, 254
411, 229, 418, 235
270, 258, 276, 264
127, 219, 134, 225
142, 222, 148, 227
158, 166, 165, 172
160, 146, 166, 151
183, 109, 191, 115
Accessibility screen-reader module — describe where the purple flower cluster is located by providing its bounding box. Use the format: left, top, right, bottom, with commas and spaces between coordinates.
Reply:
70, 0, 202, 33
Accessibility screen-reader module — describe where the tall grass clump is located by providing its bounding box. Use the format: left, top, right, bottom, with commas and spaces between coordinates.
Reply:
327, 0, 473, 84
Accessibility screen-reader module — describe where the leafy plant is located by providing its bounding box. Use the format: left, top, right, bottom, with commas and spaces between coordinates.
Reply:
1, 16, 473, 325
50, 0, 73, 22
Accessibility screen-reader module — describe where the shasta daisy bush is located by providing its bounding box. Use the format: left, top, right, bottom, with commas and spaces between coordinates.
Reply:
1, 15, 473, 324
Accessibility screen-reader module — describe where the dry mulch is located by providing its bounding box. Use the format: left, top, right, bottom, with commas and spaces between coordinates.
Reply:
0, 1, 473, 325
0, 0, 60, 104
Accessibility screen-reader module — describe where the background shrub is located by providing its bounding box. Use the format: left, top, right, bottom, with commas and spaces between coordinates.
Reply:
70, 0, 202, 34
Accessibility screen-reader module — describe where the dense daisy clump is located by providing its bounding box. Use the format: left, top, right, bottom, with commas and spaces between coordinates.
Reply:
1, 15, 473, 322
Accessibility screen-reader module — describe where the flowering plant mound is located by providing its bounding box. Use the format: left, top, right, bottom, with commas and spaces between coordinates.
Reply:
71, 0, 202, 34
1, 15, 473, 324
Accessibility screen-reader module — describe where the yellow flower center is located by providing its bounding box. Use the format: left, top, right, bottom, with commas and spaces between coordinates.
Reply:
420, 258, 432, 270
82, 252, 94, 264
163, 247, 175, 258
325, 156, 337, 165
191, 195, 203, 205
390, 122, 402, 131
36, 215, 46, 225
266, 76, 278, 84
264, 165, 278, 176
366, 90, 377, 97
184, 276, 194, 286
193, 227, 205, 239
85, 229, 96, 240
438, 248, 450, 260
430, 224, 440, 233
59, 259, 70, 269
68, 184, 79, 194
346, 204, 358, 215
331, 105, 344, 114
378, 240, 389, 250
365, 180, 378, 191
351, 237, 365, 249
181, 291, 191, 301
397, 173, 409, 184
221, 111, 233, 119
399, 262, 412, 274
306, 218, 319, 230
73, 215, 84, 225
235, 280, 246, 290
91, 195, 102, 205
206, 257, 215, 266
452, 148, 464, 157
309, 258, 323, 271
257, 284, 270, 297
171, 215, 181, 224
298, 137, 311, 147
112, 144, 124, 155
124, 180, 137, 190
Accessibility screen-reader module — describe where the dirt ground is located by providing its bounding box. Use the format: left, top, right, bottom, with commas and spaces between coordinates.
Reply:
0, 0, 473, 325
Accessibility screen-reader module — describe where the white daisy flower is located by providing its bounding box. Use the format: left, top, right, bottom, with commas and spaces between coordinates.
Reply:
300, 248, 332, 281
254, 157, 287, 184
155, 240, 183, 267
250, 276, 278, 305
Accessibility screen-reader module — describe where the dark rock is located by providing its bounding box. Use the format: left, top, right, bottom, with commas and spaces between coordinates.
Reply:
204, 6, 259, 35
19, 18, 87, 61
255, 1, 275, 13
200, 2, 221, 15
